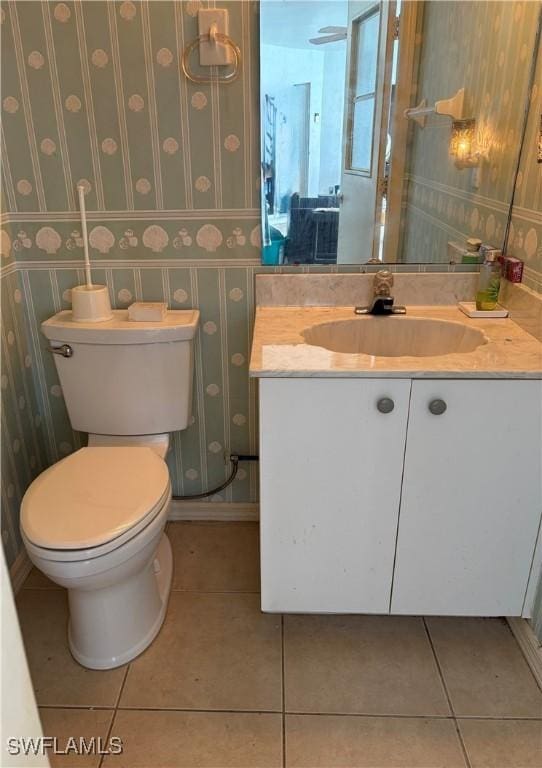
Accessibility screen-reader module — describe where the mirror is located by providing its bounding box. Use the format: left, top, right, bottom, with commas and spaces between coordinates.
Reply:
260, 0, 540, 265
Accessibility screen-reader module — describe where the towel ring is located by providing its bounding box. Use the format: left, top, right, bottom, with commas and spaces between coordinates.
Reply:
181, 31, 241, 85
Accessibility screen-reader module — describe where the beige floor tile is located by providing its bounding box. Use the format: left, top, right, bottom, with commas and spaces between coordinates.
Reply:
168, 521, 260, 592
24, 567, 60, 589
120, 592, 282, 711
103, 710, 282, 768
284, 614, 450, 715
458, 719, 542, 767
426, 618, 542, 717
285, 714, 467, 768
39, 708, 114, 768
17, 590, 126, 707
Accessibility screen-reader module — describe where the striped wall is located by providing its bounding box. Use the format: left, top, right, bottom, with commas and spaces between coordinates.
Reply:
0, 0, 260, 213
402, 1, 541, 272
0, 0, 540, 577
0, 0, 477, 572
0, 0, 261, 570
1, 255, 49, 568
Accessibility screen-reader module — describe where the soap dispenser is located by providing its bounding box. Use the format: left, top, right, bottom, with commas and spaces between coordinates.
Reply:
476, 250, 502, 310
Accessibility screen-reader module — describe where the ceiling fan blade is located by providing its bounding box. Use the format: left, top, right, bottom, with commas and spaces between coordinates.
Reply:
309, 33, 347, 45
318, 26, 347, 34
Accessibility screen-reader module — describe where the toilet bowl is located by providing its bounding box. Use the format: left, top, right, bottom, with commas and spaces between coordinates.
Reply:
21, 446, 173, 670
27, 308, 199, 668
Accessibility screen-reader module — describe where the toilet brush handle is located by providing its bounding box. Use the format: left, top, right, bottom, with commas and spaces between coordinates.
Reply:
77, 185, 93, 289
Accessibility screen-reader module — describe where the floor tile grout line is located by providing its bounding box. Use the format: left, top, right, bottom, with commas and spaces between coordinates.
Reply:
34, 704, 542, 722
423, 618, 472, 768
281, 614, 286, 768
281, 711, 542, 721
170, 588, 262, 595
38, 705, 284, 714
447, 714, 542, 721
113, 707, 284, 715
421, 618, 455, 716
453, 719, 473, 768
98, 664, 131, 768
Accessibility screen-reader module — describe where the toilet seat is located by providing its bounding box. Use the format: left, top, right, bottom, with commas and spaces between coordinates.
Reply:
21, 447, 170, 558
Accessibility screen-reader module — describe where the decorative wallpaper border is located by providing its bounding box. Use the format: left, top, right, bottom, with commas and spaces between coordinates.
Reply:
405, 178, 510, 251
406, 174, 512, 216
1, 208, 261, 224
0, 215, 262, 269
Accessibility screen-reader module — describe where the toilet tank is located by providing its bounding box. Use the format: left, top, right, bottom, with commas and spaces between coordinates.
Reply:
41, 309, 200, 436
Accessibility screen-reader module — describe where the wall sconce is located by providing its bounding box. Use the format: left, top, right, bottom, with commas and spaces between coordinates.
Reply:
450, 119, 478, 168
450, 118, 491, 188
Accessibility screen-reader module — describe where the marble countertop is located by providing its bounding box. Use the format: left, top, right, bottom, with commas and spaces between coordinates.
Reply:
249, 306, 542, 378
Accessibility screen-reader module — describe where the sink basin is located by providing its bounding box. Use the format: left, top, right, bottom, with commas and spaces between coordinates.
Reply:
302, 316, 488, 357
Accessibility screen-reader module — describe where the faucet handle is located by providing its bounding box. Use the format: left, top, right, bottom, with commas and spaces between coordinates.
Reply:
374, 270, 394, 296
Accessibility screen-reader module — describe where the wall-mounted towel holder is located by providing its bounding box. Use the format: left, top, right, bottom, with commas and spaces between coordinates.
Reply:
404, 88, 465, 128
182, 9, 241, 85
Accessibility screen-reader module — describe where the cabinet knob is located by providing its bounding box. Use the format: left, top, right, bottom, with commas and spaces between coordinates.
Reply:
429, 399, 447, 415
377, 397, 395, 414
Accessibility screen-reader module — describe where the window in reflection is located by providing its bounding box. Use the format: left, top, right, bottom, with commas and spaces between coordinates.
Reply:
348, 8, 379, 173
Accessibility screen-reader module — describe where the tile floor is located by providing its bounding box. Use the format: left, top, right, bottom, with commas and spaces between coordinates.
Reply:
17, 521, 542, 768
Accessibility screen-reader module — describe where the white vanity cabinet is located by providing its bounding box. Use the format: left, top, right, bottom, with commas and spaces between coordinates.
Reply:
391, 379, 542, 616
259, 377, 542, 616
259, 378, 411, 613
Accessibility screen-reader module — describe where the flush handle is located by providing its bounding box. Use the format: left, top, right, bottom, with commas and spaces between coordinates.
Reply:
429, 398, 447, 415
48, 344, 73, 358
377, 397, 395, 414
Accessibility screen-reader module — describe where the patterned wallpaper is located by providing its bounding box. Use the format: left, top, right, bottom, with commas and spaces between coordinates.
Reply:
0, 0, 540, 577
0, 265, 49, 567
506, 29, 542, 294
401, 1, 540, 269
0, 0, 472, 572
0, 0, 261, 570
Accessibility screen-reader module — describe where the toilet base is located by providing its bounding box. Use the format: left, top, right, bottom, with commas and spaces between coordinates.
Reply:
68, 533, 173, 670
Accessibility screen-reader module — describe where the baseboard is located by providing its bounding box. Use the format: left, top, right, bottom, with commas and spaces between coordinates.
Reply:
9, 549, 32, 594
168, 500, 259, 522
508, 617, 542, 689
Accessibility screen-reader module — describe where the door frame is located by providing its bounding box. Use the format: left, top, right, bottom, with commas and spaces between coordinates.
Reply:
382, 0, 423, 262
372, 1, 398, 260
293, 82, 311, 197
338, 0, 395, 263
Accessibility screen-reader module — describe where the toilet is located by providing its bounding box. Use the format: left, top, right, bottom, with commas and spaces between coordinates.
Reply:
20, 308, 200, 670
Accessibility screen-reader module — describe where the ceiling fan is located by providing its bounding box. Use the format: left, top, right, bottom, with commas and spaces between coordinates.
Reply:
309, 26, 347, 45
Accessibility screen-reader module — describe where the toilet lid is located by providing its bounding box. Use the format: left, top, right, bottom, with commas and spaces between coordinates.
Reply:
21, 447, 170, 550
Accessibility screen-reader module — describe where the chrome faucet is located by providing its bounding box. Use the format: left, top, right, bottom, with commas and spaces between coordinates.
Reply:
355, 270, 406, 316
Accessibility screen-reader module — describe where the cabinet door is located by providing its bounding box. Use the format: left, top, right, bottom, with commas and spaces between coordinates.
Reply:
259, 378, 410, 613
391, 380, 542, 616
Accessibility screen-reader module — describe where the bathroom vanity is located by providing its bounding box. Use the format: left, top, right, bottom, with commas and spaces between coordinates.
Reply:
250, 277, 542, 618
